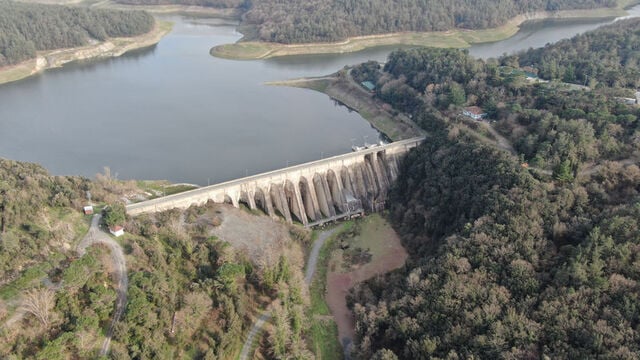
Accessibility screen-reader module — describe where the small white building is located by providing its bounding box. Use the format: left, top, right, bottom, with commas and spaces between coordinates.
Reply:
463, 106, 487, 120
109, 225, 125, 237
83, 205, 94, 215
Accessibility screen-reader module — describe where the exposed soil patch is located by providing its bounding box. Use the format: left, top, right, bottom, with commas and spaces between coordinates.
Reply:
325, 215, 407, 355
341, 247, 372, 271
199, 204, 302, 269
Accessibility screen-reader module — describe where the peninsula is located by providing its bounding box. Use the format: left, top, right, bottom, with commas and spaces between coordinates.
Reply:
0, 1, 171, 85
210, 0, 640, 59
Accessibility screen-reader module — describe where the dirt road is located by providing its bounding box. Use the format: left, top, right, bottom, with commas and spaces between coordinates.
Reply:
77, 214, 128, 357
238, 227, 338, 360
238, 309, 272, 360
305, 228, 339, 285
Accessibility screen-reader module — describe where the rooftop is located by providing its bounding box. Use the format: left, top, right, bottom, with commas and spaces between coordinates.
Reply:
361, 81, 376, 91
464, 106, 484, 115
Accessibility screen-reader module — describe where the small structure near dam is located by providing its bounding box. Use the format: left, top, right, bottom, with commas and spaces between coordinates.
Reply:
126, 137, 424, 227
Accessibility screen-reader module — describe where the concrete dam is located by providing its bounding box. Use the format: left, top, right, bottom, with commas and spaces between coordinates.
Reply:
126, 137, 424, 226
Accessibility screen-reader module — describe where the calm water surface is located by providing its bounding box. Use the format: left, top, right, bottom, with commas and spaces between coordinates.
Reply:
470, 5, 640, 58
0, 7, 638, 184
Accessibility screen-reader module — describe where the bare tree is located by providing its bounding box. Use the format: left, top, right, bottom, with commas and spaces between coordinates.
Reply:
20, 288, 55, 327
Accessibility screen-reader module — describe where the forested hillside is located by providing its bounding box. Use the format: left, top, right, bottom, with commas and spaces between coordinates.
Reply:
518, 17, 640, 88
347, 19, 640, 359
114, 0, 246, 8
0, 160, 312, 358
112, 0, 622, 43
0, 0, 154, 66
244, 0, 618, 43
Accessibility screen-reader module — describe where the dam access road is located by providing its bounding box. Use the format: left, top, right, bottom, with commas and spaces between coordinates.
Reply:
126, 137, 424, 226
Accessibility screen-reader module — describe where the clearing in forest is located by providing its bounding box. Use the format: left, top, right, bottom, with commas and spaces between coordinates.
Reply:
325, 215, 407, 354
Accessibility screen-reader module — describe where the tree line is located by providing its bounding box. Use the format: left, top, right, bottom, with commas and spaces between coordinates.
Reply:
517, 17, 640, 88
243, 0, 618, 43
110, 0, 621, 43
355, 22, 640, 173
346, 18, 640, 359
0, 0, 154, 67
0, 158, 314, 358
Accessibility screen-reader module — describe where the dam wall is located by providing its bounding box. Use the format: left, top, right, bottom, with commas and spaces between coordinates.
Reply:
126, 137, 424, 226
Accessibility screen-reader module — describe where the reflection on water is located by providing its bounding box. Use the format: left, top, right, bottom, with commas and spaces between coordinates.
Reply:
264, 45, 414, 72
0, 6, 638, 184
470, 5, 640, 58
0, 16, 381, 185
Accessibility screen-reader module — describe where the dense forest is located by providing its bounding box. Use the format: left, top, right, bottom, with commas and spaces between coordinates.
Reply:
0, 160, 312, 358
0, 0, 154, 66
112, 0, 622, 43
347, 19, 640, 359
243, 0, 619, 43
518, 17, 640, 88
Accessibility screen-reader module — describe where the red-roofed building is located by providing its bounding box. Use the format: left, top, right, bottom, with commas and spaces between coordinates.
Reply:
109, 226, 124, 237
463, 106, 487, 120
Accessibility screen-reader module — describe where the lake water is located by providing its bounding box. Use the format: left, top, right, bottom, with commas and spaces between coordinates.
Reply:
0, 6, 638, 185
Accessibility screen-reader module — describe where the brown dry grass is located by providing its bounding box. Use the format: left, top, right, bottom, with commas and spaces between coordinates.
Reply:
204, 204, 305, 271
325, 215, 407, 345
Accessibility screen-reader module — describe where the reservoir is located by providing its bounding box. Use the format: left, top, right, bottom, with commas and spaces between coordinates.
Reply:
0, 6, 638, 185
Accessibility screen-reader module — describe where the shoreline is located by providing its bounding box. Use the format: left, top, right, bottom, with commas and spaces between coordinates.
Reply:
0, 20, 172, 86
90, 0, 242, 18
266, 72, 425, 141
211, 5, 635, 60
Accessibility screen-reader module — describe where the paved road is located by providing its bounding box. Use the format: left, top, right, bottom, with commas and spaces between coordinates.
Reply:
305, 228, 339, 285
77, 214, 128, 357
238, 228, 338, 360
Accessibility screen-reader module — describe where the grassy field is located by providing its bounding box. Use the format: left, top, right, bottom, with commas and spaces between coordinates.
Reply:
307, 224, 349, 359
309, 317, 342, 360
322, 214, 407, 352
135, 179, 198, 199
211, 42, 278, 60
306, 217, 406, 359
327, 214, 407, 275
210, 4, 636, 60
267, 77, 333, 93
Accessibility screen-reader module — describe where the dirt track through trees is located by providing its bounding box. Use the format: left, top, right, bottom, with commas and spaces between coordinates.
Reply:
238, 227, 337, 360
77, 214, 127, 357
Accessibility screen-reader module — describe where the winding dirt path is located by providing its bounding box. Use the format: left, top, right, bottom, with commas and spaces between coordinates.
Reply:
305, 228, 339, 285
77, 214, 128, 357
238, 228, 338, 360
238, 309, 272, 360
